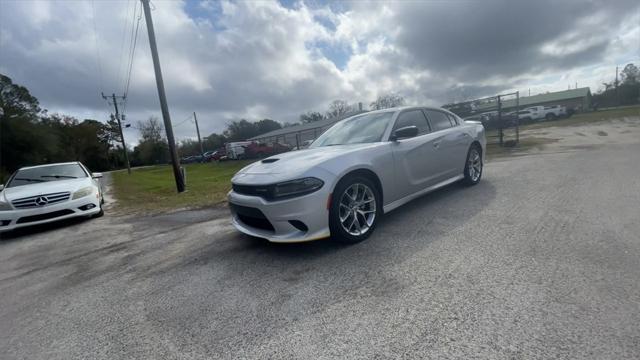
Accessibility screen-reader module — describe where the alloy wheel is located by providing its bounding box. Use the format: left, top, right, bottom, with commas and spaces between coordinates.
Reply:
338, 183, 376, 236
468, 148, 482, 182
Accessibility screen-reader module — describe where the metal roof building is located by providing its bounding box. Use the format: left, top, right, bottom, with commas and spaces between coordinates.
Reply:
249, 110, 367, 148
476, 87, 592, 112
249, 88, 592, 148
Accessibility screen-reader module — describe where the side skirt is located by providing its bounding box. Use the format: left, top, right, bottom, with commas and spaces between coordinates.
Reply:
382, 174, 464, 214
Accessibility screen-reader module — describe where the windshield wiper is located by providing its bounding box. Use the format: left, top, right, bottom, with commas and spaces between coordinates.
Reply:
13, 178, 45, 182
41, 175, 78, 179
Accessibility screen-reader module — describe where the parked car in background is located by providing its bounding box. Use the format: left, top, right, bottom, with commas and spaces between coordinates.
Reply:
464, 111, 517, 130
228, 106, 486, 243
225, 141, 253, 160
243, 142, 290, 158
517, 105, 568, 121
203, 148, 226, 162
0, 162, 104, 232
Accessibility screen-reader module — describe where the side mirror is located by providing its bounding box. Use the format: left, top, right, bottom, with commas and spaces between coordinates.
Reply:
92, 172, 103, 179
391, 126, 419, 140
0, 184, 4, 191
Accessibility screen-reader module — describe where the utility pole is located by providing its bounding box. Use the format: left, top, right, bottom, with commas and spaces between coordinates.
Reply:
141, 0, 185, 192
615, 66, 620, 107
102, 92, 131, 174
193, 112, 204, 156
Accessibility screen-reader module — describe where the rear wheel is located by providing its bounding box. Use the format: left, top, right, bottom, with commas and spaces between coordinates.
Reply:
463, 145, 483, 186
545, 113, 556, 121
329, 176, 381, 243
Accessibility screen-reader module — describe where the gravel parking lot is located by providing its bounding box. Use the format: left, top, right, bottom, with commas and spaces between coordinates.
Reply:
1, 118, 639, 359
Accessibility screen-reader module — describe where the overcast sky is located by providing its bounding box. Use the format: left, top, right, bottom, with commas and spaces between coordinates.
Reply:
1, 0, 638, 143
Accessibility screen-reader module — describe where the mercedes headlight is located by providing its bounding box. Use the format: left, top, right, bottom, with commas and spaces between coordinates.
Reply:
72, 186, 95, 200
272, 177, 323, 199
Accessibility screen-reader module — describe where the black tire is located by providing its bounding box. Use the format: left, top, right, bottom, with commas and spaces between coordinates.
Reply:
462, 144, 483, 186
545, 113, 556, 121
329, 175, 382, 244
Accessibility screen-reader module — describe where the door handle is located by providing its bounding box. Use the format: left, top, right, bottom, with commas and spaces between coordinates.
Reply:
433, 141, 441, 149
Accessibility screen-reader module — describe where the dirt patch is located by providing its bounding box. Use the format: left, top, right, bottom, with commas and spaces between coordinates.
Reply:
487, 114, 640, 159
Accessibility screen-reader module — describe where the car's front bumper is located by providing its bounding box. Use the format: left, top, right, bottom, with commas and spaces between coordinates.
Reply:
227, 187, 332, 243
0, 196, 101, 232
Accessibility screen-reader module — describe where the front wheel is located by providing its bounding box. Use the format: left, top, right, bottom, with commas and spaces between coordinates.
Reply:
463, 145, 483, 186
329, 176, 381, 243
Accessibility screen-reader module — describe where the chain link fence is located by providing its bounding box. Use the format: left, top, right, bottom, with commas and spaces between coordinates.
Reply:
444, 92, 521, 147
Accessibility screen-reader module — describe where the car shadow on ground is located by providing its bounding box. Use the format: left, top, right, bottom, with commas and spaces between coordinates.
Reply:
190, 179, 497, 267
0, 216, 94, 243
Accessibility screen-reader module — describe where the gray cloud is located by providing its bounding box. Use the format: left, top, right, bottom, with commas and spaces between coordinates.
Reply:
0, 0, 638, 142
393, 0, 638, 82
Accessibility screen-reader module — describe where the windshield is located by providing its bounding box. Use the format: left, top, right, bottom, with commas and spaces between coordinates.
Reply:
310, 112, 394, 147
8, 164, 88, 188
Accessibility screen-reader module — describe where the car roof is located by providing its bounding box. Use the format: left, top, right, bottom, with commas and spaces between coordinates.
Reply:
363, 105, 453, 115
18, 161, 82, 171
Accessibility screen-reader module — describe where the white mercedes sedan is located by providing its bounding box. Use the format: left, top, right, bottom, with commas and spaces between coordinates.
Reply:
228, 106, 485, 243
0, 162, 104, 232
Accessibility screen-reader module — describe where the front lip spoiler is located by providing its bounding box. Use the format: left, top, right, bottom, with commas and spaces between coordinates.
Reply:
231, 216, 330, 243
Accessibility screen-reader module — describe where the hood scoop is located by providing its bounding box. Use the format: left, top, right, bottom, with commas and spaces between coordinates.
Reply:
261, 158, 279, 163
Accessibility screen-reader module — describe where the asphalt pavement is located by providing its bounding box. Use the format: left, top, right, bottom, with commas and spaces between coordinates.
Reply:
1, 141, 639, 359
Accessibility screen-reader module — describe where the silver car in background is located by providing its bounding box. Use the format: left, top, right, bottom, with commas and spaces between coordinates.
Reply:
228, 106, 486, 243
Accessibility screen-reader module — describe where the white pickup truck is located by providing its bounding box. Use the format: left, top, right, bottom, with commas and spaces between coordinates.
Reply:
512, 105, 567, 122
225, 141, 252, 160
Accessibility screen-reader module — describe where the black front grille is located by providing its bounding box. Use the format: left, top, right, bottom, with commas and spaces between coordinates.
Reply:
0, 220, 10, 227
16, 209, 75, 224
229, 203, 274, 232
232, 184, 273, 199
12, 192, 71, 209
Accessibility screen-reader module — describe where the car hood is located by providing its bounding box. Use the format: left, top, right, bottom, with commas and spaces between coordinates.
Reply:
1, 178, 93, 202
232, 143, 379, 184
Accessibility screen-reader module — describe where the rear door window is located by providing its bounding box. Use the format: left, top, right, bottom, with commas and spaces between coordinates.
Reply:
424, 110, 453, 132
446, 113, 459, 126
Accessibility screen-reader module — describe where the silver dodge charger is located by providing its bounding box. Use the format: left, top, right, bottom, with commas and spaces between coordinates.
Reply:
228, 106, 485, 243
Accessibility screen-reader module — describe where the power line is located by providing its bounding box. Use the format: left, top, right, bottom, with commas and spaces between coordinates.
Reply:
91, 0, 105, 94
173, 113, 194, 127
91, 0, 113, 119
122, 1, 142, 113
117, 0, 134, 91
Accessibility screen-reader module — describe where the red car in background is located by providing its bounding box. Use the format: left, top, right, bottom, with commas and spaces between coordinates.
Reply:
203, 148, 226, 162
243, 142, 290, 158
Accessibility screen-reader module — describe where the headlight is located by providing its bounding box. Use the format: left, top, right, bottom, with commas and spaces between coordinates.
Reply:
272, 177, 323, 199
0, 201, 12, 211
72, 186, 95, 200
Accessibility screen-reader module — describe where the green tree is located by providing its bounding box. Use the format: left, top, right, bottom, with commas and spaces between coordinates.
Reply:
132, 116, 169, 165
326, 99, 352, 119
299, 111, 325, 123
223, 119, 257, 141
255, 119, 281, 134
620, 63, 639, 85
203, 133, 227, 150
370, 93, 405, 110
